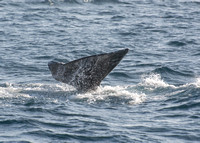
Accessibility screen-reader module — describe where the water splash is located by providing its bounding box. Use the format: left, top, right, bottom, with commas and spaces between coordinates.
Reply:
0, 83, 76, 101
0, 83, 31, 99
140, 74, 176, 89
191, 77, 200, 88
76, 85, 146, 104
1, 75, 199, 105
0, 83, 146, 105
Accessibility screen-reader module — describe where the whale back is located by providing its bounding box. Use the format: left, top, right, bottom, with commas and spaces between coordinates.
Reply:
48, 49, 129, 91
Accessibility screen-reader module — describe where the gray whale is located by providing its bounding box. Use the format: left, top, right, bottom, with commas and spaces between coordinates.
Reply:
48, 49, 129, 92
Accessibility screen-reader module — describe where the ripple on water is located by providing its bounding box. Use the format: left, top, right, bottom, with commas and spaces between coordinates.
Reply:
167, 40, 187, 47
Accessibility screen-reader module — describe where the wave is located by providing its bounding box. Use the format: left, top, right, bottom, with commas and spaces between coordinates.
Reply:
0, 83, 75, 106
137, 73, 200, 111
167, 40, 187, 47
0, 82, 146, 105
167, 39, 197, 47
178, 0, 200, 4
152, 66, 194, 85
109, 72, 130, 78
22, 0, 120, 4
153, 66, 194, 77
138, 73, 200, 90
0, 74, 200, 106
139, 73, 176, 89
159, 92, 200, 111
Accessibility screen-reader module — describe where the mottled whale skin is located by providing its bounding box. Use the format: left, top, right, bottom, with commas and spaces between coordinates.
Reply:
48, 49, 129, 92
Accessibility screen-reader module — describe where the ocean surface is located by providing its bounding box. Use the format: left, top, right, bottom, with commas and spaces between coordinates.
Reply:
1, 0, 200, 142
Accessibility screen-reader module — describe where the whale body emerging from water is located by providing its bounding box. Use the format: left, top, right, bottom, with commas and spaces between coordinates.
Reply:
48, 49, 129, 92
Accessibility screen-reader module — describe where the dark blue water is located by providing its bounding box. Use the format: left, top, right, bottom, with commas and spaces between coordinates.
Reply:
1, 0, 200, 142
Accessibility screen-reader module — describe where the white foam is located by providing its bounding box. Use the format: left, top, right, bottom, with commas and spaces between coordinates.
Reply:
76, 85, 146, 104
0, 85, 31, 99
139, 74, 176, 89
0, 82, 146, 105
1, 74, 199, 105
192, 78, 200, 88
0, 83, 75, 99
180, 77, 200, 88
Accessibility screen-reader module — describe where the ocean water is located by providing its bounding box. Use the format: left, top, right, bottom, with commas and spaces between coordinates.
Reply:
1, 0, 200, 142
